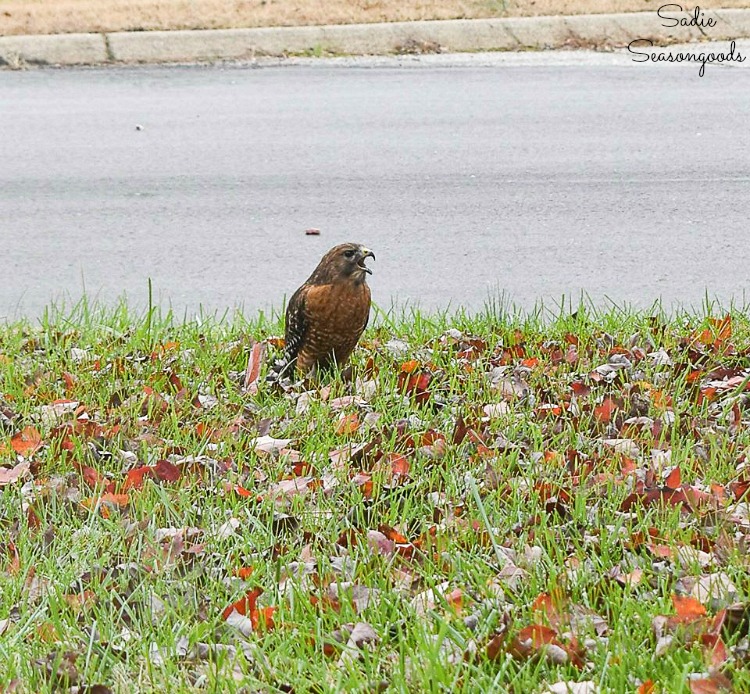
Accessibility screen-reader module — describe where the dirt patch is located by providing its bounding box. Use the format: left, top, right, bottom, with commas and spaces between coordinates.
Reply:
1, 1, 747, 37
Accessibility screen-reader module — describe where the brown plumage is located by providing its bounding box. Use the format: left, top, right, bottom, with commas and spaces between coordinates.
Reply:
282, 243, 374, 378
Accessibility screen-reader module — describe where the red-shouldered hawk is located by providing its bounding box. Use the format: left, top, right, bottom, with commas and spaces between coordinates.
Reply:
280, 243, 374, 379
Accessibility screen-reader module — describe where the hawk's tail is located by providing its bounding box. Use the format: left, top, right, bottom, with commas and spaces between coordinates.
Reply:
265, 356, 295, 384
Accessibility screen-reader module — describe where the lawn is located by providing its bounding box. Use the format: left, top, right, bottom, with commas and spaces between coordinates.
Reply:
2, 0, 749, 36
0, 300, 748, 692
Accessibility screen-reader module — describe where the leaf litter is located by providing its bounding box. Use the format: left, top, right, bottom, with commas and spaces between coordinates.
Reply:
0, 310, 749, 690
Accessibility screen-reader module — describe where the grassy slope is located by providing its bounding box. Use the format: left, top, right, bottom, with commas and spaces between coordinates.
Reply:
0, 301, 748, 692
1, 1, 749, 36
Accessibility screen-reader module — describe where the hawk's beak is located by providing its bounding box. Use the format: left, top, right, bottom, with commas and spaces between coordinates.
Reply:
359, 247, 375, 274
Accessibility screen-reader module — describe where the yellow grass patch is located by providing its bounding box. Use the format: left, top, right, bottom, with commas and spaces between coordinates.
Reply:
0, 1, 746, 36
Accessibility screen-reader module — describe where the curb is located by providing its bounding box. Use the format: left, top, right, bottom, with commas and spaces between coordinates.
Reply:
2, 9, 750, 67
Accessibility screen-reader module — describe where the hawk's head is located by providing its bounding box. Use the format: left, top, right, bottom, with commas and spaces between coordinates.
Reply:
311, 243, 375, 285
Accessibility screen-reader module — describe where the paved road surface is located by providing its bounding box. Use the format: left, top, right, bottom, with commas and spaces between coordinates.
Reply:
2, 48, 749, 320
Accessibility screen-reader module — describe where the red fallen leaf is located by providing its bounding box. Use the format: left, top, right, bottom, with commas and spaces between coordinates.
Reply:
230, 484, 255, 499
521, 357, 538, 368
63, 589, 98, 613
452, 414, 473, 445
665, 466, 682, 490
252, 606, 276, 632
701, 632, 728, 667
508, 623, 558, 660
594, 397, 618, 424
729, 477, 750, 501
709, 609, 727, 635
638, 681, 656, 694
534, 483, 571, 505
234, 566, 254, 580
292, 460, 315, 476
682, 486, 715, 510
710, 315, 732, 342
566, 344, 579, 364
398, 370, 432, 404
378, 524, 409, 545
420, 429, 444, 446
122, 466, 153, 491
486, 632, 506, 661
648, 543, 674, 559
336, 413, 360, 435
651, 389, 673, 408
62, 371, 77, 392
400, 360, 420, 374
4, 541, 21, 575
153, 459, 181, 482
166, 370, 185, 394
570, 381, 591, 397
388, 453, 410, 477
621, 456, 638, 475
222, 587, 262, 620
623, 486, 696, 512
378, 524, 415, 558
80, 492, 129, 517
535, 403, 565, 418
521, 625, 557, 646
222, 588, 276, 631
10, 426, 43, 456
531, 591, 566, 626
688, 672, 734, 693
99, 492, 129, 507
563, 635, 587, 670
352, 472, 373, 498
698, 386, 718, 404
243, 341, 266, 393
141, 387, 168, 417
445, 588, 464, 611
72, 461, 106, 489
672, 594, 707, 623
26, 504, 42, 530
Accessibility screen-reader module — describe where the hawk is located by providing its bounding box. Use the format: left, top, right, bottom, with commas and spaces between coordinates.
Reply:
279, 243, 375, 379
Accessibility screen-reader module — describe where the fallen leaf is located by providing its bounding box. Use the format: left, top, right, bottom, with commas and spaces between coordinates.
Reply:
0, 461, 30, 486
10, 426, 43, 456
243, 341, 266, 394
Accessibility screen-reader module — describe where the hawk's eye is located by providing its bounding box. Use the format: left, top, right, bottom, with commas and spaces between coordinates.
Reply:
343, 250, 355, 259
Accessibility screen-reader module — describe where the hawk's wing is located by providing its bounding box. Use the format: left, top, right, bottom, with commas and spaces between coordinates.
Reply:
283, 284, 308, 368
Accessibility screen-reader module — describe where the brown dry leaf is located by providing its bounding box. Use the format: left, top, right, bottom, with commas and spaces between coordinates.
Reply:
672, 595, 707, 623
336, 413, 360, 435
544, 682, 599, 694
36, 650, 79, 688
10, 426, 44, 456
243, 341, 266, 394
251, 435, 293, 454
411, 581, 451, 617
508, 623, 559, 660
153, 459, 181, 483
0, 461, 30, 486
687, 672, 734, 693
337, 622, 378, 666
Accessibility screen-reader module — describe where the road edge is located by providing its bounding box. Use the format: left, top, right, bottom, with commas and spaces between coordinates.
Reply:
2, 9, 750, 67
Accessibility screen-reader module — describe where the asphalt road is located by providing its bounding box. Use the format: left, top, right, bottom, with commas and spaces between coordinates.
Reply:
2, 47, 749, 321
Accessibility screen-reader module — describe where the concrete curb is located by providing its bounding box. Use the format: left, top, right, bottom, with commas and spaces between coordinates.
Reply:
2, 9, 750, 67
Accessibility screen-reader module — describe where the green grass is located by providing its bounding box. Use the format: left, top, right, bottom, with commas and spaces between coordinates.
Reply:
0, 298, 748, 693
